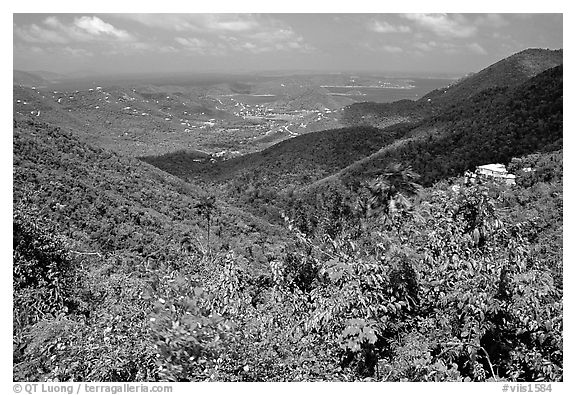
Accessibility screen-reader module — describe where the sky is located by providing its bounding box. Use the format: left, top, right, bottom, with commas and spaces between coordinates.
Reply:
13, 13, 563, 76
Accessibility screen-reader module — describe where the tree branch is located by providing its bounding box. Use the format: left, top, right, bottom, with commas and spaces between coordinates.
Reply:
440, 341, 497, 380
69, 250, 102, 258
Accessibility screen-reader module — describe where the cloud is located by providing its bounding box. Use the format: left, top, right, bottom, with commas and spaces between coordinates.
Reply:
174, 37, 221, 55
474, 14, 509, 28
61, 46, 94, 57
413, 41, 437, 51
15, 21, 69, 44
116, 14, 261, 33
114, 41, 180, 55
160, 14, 314, 55
15, 16, 133, 44
175, 37, 207, 48
14, 42, 94, 61
244, 28, 314, 53
368, 20, 411, 34
29, 46, 44, 54
207, 17, 258, 32
467, 42, 487, 55
16, 14, 312, 60
411, 40, 487, 57
14, 15, 180, 58
381, 45, 403, 53
74, 16, 132, 40
363, 42, 403, 54
174, 30, 313, 55
403, 13, 477, 38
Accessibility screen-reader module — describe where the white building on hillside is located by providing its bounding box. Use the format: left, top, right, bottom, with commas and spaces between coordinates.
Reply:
476, 164, 507, 177
466, 163, 516, 185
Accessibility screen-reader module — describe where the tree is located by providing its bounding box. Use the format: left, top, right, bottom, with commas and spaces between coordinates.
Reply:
195, 195, 216, 255
364, 163, 421, 237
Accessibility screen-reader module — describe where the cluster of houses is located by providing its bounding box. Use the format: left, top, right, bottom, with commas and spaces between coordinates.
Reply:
465, 163, 516, 185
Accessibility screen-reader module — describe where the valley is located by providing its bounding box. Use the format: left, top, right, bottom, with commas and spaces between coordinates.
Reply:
13, 48, 564, 383
13, 72, 455, 158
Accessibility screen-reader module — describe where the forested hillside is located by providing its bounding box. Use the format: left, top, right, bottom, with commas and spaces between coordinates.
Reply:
142, 125, 409, 188
419, 48, 562, 108
341, 48, 562, 129
13, 119, 290, 381
341, 99, 436, 128
334, 64, 563, 188
13, 118, 563, 380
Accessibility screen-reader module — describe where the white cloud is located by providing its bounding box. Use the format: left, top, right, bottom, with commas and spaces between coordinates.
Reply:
15, 22, 69, 44
241, 42, 261, 53
74, 16, 132, 40
413, 40, 486, 56
121, 13, 313, 55
381, 45, 403, 53
368, 20, 411, 34
117, 14, 260, 33
250, 28, 294, 43
413, 41, 437, 51
62, 46, 94, 57
475, 14, 509, 28
403, 13, 477, 38
29, 46, 44, 54
363, 42, 404, 54
206, 16, 258, 32
175, 37, 211, 53
243, 28, 314, 53
15, 16, 133, 44
44, 16, 61, 29
412, 40, 487, 56
162, 17, 313, 55
467, 42, 487, 55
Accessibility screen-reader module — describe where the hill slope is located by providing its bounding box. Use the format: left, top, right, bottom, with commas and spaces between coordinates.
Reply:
13, 118, 296, 381
341, 48, 562, 128
13, 119, 286, 269
13, 70, 66, 87
141, 124, 411, 191
310, 64, 563, 194
420, 48, 563, 107
13, 84, 238, 157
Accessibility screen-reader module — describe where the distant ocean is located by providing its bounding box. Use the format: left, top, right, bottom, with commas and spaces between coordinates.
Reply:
324, 77, 457, 103
229, 78, 457, 105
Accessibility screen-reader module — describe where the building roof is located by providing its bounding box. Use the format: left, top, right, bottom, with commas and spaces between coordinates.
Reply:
476, 163, 507, 173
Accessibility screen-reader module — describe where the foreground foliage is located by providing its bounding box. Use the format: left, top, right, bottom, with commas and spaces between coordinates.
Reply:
13, 116, 562, 381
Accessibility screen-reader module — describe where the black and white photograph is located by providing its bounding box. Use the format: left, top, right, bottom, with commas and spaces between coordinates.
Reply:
11, 6, 565, 388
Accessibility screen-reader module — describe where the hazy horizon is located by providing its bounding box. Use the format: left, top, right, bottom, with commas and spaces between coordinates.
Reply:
13, 68, 466, 80
14, 13, 563, 76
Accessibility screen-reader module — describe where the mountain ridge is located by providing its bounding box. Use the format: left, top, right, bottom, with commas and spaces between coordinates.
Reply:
341, 48, 562, 128
306, 63, 563, 195
140, 49, 562, 224
149, 49, 562, 192
13, 118, 287, 268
